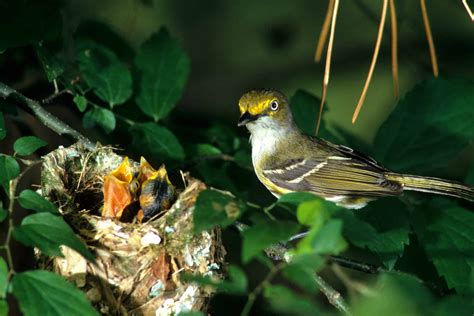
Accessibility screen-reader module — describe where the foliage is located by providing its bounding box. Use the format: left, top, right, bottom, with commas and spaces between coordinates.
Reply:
0, 5, 473, 315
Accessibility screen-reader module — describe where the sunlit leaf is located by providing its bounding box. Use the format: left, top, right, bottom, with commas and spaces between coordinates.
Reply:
13, 136, 47, 156
130, 123, 184, 161
73, 95, 87, 112
13, 213, 94, 262
18, 190, 59, 214
0, 155, 20, 193
12, 270, 98, 316
296, 219, 347, 255
135, 28, 190, 121
0, 258, 7, 299
0, 300, 7, 316
296, 199, 331, 228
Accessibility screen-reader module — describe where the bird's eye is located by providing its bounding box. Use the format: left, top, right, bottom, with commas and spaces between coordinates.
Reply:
270, 100, 279, 111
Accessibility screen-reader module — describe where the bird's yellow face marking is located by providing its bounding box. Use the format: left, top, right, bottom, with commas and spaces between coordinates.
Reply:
238, 90, 286, 117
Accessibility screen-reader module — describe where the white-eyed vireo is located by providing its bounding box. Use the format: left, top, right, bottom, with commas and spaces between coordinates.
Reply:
238, 89, 474, 208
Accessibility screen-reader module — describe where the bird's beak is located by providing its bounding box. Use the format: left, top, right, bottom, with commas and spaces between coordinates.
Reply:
238, 111, 259, 126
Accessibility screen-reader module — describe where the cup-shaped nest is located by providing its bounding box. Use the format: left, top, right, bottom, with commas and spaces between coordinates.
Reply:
38, 143, 226, 315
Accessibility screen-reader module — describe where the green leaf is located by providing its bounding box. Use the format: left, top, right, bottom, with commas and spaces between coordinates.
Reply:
0, 205, 6, 223
83, 107, 116, 133
135, 28, 190, 121
351, 273, 433, 316
176, 312, 203, 316
0, 1, 62, 52
185, 143, 222, 157
73, 95, 88, 112
217, 265, 247, 294
0, 155, 20, 193
0, 300, 7, 316
338, 199, 410, 270
242, 220, 300, 263
13, 212, 94, 262
276, 192, 319, 206
282, 254, 325, 293
0, 257, 7, 298
13, 136, 47, 156
233, 149, 252, 169
130, 123, 184, 161
193, 190, 245, 233
296, 199, 331, 227
374, 78, 474, 174
290, 89, 337, 142
0, 112, 5, 140
35, 43, 64, 82
466, 167, 474, 186
296, 219, 347, 255
12, 270, 98, 316
264, 285, 321, 315
413, 199, 474, 295
18, 190, 59, 214
76, 40, 132, 107
290, 89, 319, 135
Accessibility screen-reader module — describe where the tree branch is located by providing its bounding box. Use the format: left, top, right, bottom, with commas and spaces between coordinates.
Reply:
0, 82, 95, 150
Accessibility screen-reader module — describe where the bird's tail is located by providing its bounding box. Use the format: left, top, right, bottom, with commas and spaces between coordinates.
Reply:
385, 173, 474, 202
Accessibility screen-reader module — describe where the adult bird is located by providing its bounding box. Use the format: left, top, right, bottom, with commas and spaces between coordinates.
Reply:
238, 89, 474, 209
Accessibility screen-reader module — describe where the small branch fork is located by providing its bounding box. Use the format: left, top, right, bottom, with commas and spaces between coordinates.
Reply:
0, 82, 95, 150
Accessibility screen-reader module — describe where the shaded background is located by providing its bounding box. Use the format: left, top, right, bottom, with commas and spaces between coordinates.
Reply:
66, 0, 474, 142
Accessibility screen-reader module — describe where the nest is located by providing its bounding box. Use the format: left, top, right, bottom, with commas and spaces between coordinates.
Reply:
38, 142, 226, 315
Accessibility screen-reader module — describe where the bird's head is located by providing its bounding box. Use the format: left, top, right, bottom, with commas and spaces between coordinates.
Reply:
238, 90, 294, 132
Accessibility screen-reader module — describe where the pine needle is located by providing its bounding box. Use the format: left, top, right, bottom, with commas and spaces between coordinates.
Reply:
352, 0, 388, 124
389, 0, 399, 99
315, 0, 339, 135
314, 0, 335, 63
420, 0, 439, 77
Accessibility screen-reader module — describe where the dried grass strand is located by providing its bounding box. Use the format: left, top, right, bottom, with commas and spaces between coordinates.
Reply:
420, 0, 439, 77
389, 0, 399, 98
315, 0, 339, 135
315, 0, 335, 62
352, 0, 388, 124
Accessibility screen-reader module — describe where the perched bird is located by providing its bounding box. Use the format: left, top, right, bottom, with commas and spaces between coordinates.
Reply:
238, 89, 474, 209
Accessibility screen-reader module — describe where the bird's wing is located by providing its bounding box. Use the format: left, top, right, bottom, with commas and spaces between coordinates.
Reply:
262, 145, 402, 198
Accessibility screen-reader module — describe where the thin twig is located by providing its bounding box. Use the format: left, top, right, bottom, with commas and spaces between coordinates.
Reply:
241, 262, 285, 316
314, 273, 350, 314
420, 0, 439, 77
316, 0, 339, 135
352, 0, 388, 124
314, 0, 335, 63
389, 0, 399, 99
0, 82, 95, 150
41, 88, 73, 104
235, 223, 350, 314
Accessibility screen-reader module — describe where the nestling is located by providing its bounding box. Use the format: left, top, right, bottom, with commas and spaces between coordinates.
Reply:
238, 89, 474, 209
